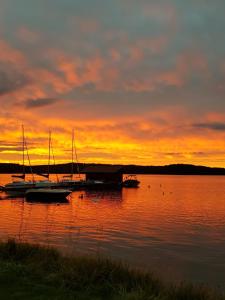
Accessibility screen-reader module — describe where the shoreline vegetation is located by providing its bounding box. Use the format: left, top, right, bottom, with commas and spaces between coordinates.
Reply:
0, 240, 223, 300
1, 163, 225, 176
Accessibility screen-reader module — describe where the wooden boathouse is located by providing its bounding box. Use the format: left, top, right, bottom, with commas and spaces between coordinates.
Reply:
82, 165, 123, 183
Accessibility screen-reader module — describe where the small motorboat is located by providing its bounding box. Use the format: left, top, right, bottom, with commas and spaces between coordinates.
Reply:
25, 188, 72, 202
122, 175, 140, 188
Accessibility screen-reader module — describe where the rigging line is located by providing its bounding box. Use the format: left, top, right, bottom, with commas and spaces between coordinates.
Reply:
48, 130, 51, 180
22, 124, 25, 177
71, 129, 74, 179
50, 137, 59, 182
73, 129, 81, 178
24, 137, 35, 182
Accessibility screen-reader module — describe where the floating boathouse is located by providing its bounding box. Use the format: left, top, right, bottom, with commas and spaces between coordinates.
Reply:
82, 165, 123, 183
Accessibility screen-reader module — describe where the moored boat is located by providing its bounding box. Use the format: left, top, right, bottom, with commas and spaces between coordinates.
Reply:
122, 175, 140, 188
32, 130, 57, 188
4, 180, 35, 192
56, 129, 84, 189
4, 128, 57, 193
4, 125, 35, 192
34, 180, 57, 188
25, 188, 71, 201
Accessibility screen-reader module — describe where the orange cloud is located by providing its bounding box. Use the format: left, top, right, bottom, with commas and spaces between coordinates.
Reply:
0, 32, 223, 167
0, 40, 26, 65
17, 27, 40, 44
1, 110, 225, 167
2, 105, 224, 164
123, 49, 210, 92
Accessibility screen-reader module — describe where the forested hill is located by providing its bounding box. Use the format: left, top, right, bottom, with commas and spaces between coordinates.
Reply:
0, 163, 225, 175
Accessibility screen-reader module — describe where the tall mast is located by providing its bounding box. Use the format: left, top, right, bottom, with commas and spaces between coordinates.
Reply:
71, 129, 74, 179
48, 130, 51, 180
73, 129, 80, 178
22, 124, 25, 178
24, 137, 35, 182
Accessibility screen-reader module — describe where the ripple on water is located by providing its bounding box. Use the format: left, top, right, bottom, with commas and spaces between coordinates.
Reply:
0, 174, 225, 287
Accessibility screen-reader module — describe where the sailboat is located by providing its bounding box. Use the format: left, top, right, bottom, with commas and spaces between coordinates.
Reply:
4, 125, 35, 192
25, 131, 72, 201
56, 129, 85, 189
33, 131, 57, 188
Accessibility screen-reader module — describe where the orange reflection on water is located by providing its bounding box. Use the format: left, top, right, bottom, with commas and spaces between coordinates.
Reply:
0, 174, 225, 286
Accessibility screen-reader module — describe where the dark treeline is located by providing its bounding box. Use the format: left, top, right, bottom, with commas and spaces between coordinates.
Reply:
1, 163, 225, 175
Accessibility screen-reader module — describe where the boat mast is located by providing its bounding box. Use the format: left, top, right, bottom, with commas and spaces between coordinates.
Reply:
48, 130, 51, 180
22, 124, 25, 178
73, 129, 80, 178
71, 129, 74, 179
50, 134, 59, 182
24, 136, 35, 182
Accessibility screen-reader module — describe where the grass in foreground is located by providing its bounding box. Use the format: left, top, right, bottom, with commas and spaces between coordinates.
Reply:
0, 240, 223, 300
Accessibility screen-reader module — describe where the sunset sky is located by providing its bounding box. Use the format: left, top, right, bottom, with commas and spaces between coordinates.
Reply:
0, 0, 225, 166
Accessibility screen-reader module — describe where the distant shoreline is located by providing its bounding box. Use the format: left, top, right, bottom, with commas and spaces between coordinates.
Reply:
1, 162, 225, 175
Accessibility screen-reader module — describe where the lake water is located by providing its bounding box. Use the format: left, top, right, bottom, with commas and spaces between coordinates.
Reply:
0, 174, 225, 289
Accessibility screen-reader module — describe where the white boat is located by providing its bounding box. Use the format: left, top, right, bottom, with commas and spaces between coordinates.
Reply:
4, 128, 58, 193
4, 180, 35, 192
122, 175, 140, 188
56, 129, 83, 189
25, 188, 71, 202
33, 131, 57, 188
4, 125, 35, 192
34, 180, 57, 188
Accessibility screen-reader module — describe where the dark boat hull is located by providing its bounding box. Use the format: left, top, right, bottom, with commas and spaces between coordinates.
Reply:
4, 184, 35, 192
25, 190, 71, 202
122, 179, 140, 188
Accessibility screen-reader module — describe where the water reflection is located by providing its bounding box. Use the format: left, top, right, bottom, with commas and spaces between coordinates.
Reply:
83, 190, 123, 203
25, 197, 70, 204
0, 191, 24, 200
0, 174, 225, 288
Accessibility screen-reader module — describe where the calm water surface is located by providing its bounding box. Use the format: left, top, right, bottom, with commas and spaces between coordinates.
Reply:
0, 174, 225, 288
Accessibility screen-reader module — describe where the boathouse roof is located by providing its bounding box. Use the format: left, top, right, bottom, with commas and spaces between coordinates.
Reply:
82, 165, 123, 174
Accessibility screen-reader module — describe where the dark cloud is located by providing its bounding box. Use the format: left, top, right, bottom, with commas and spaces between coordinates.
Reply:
0, 141, 19, 147
0, 140, 33, 152
0, 64, 30, 96
0, 146, 23, 152
163, 151, 225, 158
193, 122, 225, 131
24, 97, 59, 108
